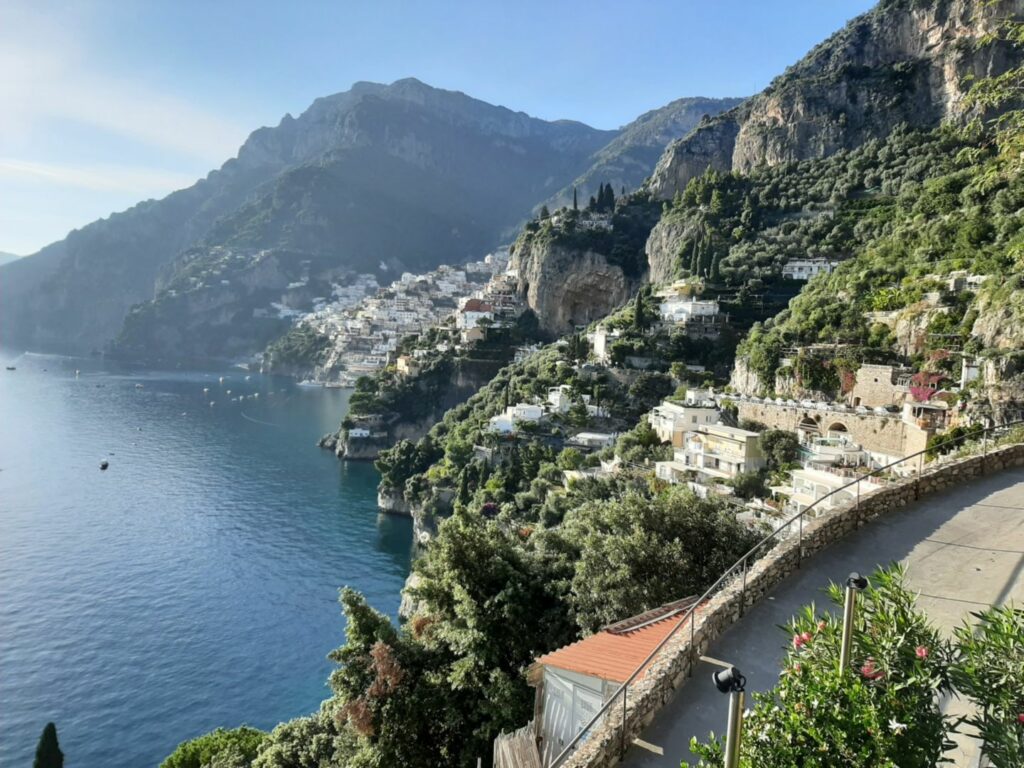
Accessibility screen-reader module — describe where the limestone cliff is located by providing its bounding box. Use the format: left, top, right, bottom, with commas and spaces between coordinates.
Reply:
648, 0, 1024, 200
513, 239, 638, 337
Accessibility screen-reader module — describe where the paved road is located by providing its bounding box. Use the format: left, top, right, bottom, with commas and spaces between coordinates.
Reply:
622, 467, 1024, 768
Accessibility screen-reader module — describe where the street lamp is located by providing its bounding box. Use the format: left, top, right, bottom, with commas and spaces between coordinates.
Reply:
839, 572, 869, 672
712, 666, 746, 768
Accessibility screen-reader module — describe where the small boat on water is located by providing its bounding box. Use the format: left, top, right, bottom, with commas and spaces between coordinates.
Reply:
5, 366, 15, 371
99, 460, 109, 471
296, 380, 321, 388
135, 383, 144, 389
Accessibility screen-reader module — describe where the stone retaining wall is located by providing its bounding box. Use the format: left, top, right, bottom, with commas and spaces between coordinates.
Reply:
560, 443, 1024, 768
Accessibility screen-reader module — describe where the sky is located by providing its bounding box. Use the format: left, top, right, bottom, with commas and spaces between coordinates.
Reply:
0, 0, 877, 256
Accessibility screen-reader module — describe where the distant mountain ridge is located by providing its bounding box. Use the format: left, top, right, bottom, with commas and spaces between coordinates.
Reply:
0, 252, 19, 267
0, 78, 618, 357
542, 96, 744, 210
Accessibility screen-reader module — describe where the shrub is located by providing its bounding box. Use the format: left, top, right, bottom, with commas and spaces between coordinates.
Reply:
951, 606, 1024, 768
690, 565, 953, 768
160, 727, 266, 768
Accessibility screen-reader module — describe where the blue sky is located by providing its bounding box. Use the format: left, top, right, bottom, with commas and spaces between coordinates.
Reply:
0, 0, 876, 255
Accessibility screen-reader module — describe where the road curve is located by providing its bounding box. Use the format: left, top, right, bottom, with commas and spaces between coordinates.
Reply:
621, 467, 1024, 768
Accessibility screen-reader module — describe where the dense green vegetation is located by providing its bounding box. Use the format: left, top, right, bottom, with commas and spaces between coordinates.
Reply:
160, 727, 267, 768
346, 312, 543, 426
519, 190, 663, 278
263, 324, 331, 373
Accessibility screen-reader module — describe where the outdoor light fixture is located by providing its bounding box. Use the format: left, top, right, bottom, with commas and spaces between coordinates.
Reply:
839, 571, 868, 672
712, 666, 746, 768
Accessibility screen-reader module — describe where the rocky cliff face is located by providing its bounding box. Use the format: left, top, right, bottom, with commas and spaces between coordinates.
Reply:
513, 239, 639, 337
648, 0, 1024, 200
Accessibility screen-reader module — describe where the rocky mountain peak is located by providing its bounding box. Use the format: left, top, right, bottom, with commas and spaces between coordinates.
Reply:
648, 0, 1024, 199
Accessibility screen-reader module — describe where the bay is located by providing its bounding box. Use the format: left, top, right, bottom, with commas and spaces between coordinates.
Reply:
0, 351, 412, 767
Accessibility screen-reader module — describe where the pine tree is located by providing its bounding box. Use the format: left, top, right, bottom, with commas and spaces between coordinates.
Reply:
572, 186, 578, 211
539, 204, 550, 220
34, 723, 63, 768
588, 195, 597, 211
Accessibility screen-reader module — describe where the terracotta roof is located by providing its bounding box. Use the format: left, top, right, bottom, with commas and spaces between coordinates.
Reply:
462, 298, 493, 312
535, 601, 698, 684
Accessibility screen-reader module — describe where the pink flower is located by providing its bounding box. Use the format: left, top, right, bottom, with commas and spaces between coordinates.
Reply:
801, 631, 812, 644
793, 663, 802, 673
817, 620, 827, 631
861, 658, 885, 680
793, 633, 806, 649
1018, 713, 1024, 725
915, 646, 929, 659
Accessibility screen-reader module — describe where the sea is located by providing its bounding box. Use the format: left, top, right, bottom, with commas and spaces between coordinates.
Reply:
0, 350, 413, 767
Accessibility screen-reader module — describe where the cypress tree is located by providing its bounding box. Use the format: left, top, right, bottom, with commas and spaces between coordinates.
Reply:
34, 723, 63, 768
539, 204, 550, 220
573, 186, 578, 211
588, 195, 597, 210
633, 290, 646, 331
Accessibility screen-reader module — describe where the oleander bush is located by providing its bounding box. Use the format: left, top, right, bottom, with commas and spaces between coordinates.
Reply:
689, 565, 954, 768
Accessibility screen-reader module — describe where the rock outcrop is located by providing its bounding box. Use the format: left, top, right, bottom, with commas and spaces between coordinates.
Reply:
513, 240, 640, 337
648, 0, 1024, 200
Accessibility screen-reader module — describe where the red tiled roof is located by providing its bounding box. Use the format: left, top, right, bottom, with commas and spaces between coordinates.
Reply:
535, 612, 690, 683
462, 298, 493, 312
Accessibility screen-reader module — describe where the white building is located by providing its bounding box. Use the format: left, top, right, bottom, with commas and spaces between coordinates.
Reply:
456, 298, 494, 330
548, 385, 574, 414
772, 467, 878, 515
675, 424, 765, 485
568, 432, 617, 450
782, 258, 839, 281
487, 403, 545, 434
648, 401, 719, 445
658, 297, 719, 324
589, 326, 621, 364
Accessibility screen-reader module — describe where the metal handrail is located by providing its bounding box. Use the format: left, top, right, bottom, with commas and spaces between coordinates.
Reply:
549, 417, 1024, 767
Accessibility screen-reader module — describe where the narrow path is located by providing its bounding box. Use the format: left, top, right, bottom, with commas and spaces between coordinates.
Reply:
622, 467, 1024, 768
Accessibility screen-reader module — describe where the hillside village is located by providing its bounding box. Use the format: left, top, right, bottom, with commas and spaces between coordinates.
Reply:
266, 248, 524, 383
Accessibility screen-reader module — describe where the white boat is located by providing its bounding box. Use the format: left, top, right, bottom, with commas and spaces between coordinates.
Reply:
296, 380, 322, 388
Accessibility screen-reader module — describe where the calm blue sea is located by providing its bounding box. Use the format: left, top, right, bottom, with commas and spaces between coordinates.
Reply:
0, 351, 412, 767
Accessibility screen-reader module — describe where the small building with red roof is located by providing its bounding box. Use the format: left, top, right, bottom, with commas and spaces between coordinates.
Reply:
526, 598, 697, 765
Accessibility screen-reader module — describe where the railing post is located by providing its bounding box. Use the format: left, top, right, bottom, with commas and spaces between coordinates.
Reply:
798, 513, 803, 567
689, 610, 695, 677
740, 558, 748, 616
621, 684, 627, 756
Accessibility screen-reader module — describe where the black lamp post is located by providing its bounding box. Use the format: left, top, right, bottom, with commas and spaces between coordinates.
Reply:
712, 666, 746, 768
839, 572, 869, 672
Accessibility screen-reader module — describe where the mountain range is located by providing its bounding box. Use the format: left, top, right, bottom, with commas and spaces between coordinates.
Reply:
0, 79, 737, 361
